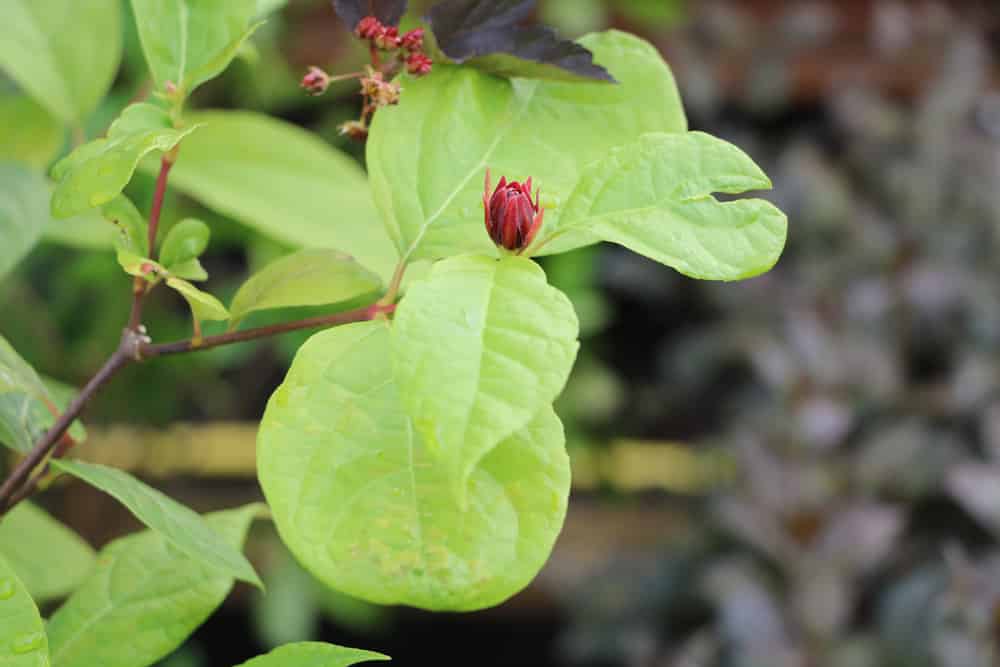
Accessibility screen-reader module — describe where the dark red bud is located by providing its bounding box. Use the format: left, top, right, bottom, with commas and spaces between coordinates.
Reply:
483, 169, 545, 253
355, 16, 384, 40
400, 28, 425, 51
301, 66, 331, 95
405, 52, 433, 76
374, 26, 401, 50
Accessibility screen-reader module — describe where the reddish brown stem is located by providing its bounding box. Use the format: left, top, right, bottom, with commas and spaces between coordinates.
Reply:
141, 303, 394, 359
0, 300, 396, 517
148, 153, 175, 262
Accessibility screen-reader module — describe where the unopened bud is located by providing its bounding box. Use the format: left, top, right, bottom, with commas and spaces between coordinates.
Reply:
374, 26, 401, 50
400, 28, 425, 52
301, 66, 331, 95
483, 169, 545, 253
355, 16, 384, 40
405, 53, 433, 77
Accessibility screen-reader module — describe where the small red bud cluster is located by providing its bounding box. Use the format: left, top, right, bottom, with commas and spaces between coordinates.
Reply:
313, 14, 435, 141
352, 17, 432, 79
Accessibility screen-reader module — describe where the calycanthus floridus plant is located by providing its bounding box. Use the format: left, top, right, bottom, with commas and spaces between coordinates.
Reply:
0, 0, 787, 664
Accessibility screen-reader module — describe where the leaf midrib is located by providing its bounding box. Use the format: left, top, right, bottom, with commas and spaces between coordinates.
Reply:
401, 80, 541, 262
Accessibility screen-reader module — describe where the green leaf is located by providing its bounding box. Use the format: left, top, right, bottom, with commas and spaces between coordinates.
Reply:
129, 0, 260, 96
166, 278, 230, 322
0, 96, 63, 168
160, 218, 210, 269
229, 249, 382, 326
115, 249, 162, 280
0, 163, 49, 281
0, 0, 121, 124
167, 258, 209, 282
101, 195, 149, 255
235, 643, 389, 667
258, 322, 571, 611
367, 30, 686, 262
46, 505, 261, 667
256, 0, 288, 16
549, 131, 788, 280
0, 335, 85, 454
50, 460, 261, 587
392, 255, 578, 499
50, 103, 200, 219
0, 502, 95, 602
165, 111, 399, 282
41, 209, 117, 250
0, 553, 49, 666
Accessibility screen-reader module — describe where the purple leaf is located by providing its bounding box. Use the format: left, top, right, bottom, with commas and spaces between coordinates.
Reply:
426, 0, 614, 83
332, 0, 407, 29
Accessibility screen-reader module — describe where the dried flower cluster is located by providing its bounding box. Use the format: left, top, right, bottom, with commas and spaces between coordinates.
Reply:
300, 14, 433, 141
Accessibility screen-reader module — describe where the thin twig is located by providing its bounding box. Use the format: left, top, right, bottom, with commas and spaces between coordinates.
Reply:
0, 335, 137, 513
140, 303, 394, 359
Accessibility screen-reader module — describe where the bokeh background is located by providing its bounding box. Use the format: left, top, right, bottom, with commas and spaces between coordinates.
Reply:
5, 1, 1000, 665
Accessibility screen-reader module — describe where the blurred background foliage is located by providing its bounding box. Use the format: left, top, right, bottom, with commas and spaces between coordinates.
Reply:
5, 0, 1000, 666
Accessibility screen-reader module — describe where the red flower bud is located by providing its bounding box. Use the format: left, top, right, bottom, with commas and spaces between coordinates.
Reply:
400, 28, 425, 51
355, 16, 384, 40
483, 169, 545, 253
374, 26, 401, 50
300, 66, 331, 95
405, 52, 433, 76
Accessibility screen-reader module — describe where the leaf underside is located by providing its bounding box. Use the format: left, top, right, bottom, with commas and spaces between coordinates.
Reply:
426, 0, 613, 82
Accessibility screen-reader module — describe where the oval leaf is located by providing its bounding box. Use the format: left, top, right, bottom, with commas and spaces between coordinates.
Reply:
0, 0, 120, 124
235, 642, 389, 667
549, 131, 788, 280
50, 460, 260, 587
258, 321, 571, 611
164, 111, 399, 282
50, 103, 200, 219
130, 0, 260, 96
166, 278, 230, 322
0, 502, 95, 602
230, 249, 382, 326
0, 554, 49, 667
367, 30, 686, 262
392, 255, 578, 499
160, 218, 210, 269
46, 505, 261, 667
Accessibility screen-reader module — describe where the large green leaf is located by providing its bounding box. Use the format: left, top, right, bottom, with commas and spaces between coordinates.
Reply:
258, 322, 571, 611
0, 502, 95, 602
0, 335, 84, 454
0, 96, 63, 168
0, 163, 48, 282
46, 505, 260, 667
229, 249, 383, 326
235, 642, 389, 667
129, 0, 259, 97
165, 111, 399, 282
0, 0, 121, 125
392, 255, 578, 499
547, 132, 788, 280
0, 554, 49, 667
50, 103, 200, 219
366, 30, 686, 262
51, 460, 261, 587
